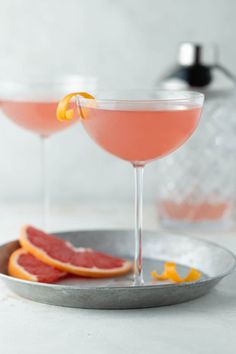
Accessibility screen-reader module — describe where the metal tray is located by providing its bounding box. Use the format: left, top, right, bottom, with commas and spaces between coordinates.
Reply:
0, 229, 235, 309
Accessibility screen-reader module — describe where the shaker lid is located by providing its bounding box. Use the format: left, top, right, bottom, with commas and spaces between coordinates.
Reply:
178, 42, 218, 67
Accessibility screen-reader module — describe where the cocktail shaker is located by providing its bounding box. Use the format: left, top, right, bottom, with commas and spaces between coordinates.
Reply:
157, 42, 236, 230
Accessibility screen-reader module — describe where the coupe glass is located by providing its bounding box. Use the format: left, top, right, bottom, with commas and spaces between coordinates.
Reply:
0, 76, 96, 229
75, 90, 204, 285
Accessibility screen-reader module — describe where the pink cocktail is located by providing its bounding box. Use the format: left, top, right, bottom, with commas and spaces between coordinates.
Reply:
77, 90, 204, 285
0, 77, 96, 228
82, 107, 200, 163
1, 101, 74, 137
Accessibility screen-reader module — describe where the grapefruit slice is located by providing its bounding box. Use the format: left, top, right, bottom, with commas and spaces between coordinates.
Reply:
20, 225, 133, 278
8, 248, 66, 283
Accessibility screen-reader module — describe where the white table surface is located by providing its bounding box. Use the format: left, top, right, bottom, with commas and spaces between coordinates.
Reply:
0, 204, 236, 354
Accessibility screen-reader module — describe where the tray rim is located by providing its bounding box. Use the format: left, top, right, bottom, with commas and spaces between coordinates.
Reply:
0, 228, 235, 291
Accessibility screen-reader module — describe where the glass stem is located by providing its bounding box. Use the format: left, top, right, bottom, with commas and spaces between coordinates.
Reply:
40, 135, 49, 230
133, 164, 144, 285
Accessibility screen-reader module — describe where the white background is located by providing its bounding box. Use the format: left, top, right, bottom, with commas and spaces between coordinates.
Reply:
0, 0, 235, 205
1, 4, 236, 352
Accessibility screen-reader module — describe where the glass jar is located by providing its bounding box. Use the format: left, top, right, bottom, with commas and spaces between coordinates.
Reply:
157, 43, 236, 231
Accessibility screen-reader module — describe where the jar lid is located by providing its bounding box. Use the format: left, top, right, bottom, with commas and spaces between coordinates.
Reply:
178, 42, 218, 67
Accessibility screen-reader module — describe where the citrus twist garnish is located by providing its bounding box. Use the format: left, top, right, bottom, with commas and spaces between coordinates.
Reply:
151, 262, 201, 283
56, 92, 95, 121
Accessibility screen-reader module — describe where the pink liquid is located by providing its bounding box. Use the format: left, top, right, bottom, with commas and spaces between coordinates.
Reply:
159, 200, 231, 221
82, 107, 201, 162
1, 101, 75, 136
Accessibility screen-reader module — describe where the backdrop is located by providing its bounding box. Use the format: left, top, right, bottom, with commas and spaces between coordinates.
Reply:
0, 0, 235, 205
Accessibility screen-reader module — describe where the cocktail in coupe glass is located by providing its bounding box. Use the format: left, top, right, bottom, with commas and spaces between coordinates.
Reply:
61, 90, 204, 285
0, 76, 96, 228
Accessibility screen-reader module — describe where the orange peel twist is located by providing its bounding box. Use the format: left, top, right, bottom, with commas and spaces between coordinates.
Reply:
56, 92, 95, 121
151, 262, 201, 283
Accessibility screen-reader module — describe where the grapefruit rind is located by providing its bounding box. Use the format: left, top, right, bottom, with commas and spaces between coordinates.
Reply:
56, 92, 95, 121
20, 225, 133, 278
151, 262, 201, 283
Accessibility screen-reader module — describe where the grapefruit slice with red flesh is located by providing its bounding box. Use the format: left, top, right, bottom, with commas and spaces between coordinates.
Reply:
8, 248, 66, 283
19, 225, 133, 278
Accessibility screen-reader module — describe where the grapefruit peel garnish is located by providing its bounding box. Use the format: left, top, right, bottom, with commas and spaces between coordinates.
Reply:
56, 92, 95, 122
151, 262, 201, 283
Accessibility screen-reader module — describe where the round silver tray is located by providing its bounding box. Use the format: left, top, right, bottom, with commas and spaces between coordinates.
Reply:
0, 229, 235, 309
